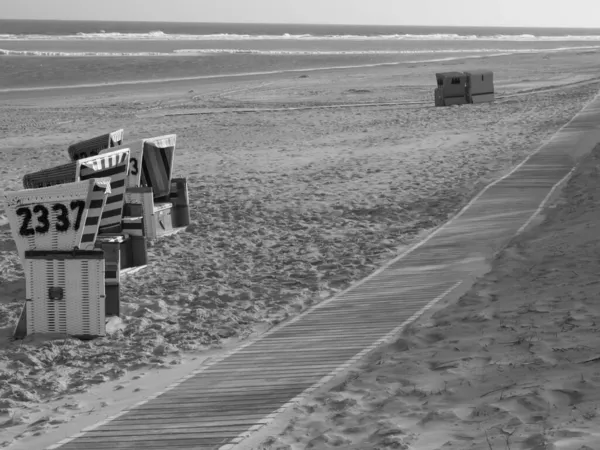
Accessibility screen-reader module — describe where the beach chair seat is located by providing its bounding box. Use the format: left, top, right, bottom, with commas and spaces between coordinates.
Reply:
101, 134, 176, 198
123, 177, 189, 240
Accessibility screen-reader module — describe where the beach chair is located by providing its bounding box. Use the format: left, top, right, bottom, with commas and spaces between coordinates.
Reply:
4, 180, 111, 338
102, 134, 190, 239
124, 177, 190, 240
23, 148, 131, 233
22, 149, 148, 316
67, 129, 124, 161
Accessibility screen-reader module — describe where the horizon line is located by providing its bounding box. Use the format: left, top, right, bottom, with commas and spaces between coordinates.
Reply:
2, 17, 600, 31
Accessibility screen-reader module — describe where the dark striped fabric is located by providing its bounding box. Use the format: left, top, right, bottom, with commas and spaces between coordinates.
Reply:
79, 183, 109, 248
140, 135, 176, 198
68, 129, 124, 161
168, 178, 190, 228
77, 148, 130, 233
94, 237, 122, 285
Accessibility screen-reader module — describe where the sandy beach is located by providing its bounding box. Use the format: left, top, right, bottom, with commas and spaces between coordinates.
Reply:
1, 48, 600, 448
258, 130, 600, 450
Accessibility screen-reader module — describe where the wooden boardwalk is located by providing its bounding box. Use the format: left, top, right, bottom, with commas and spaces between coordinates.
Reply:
48, 93, 600, 450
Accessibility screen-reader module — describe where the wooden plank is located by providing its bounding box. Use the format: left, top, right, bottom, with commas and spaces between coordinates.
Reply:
97, 419, 267, 430
170, 382, 315, 393
70, 433, 234, 442
132, 397, 292, 410
58, 440, 223, 450
81, 428, 242, 438
114, 411, 271, 422
147, 391, 302, 405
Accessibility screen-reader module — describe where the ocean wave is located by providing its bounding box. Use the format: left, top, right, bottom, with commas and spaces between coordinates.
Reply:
2, 31, 600, 41
0, 49, 167, 56
174, 46, 600, 55
2, 45, 599, 58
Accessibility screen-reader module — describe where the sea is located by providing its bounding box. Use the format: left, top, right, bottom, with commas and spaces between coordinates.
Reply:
1, 20, 600, 90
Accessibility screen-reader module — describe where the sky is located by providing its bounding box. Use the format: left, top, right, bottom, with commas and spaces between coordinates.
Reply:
1, 0, 600, 28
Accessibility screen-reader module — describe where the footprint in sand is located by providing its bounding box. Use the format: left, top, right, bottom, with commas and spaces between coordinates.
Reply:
0, 238, 16, 252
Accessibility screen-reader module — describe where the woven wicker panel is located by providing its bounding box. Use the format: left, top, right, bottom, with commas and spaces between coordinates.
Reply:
25, 254, 105, 337
65, 257, 105, 336
26, 258, 68, 334
23, 162, 77, 189
4, 179, 111, 260
77, 148, 130, 233
67, 129, 125, 161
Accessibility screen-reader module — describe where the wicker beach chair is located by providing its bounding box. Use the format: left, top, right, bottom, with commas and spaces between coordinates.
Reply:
23, 148, 131, 234
67, 129, 124, 161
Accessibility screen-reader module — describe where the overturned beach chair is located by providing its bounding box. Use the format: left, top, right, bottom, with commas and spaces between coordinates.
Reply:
68, 129, 124, 161
4, 180, 111, 339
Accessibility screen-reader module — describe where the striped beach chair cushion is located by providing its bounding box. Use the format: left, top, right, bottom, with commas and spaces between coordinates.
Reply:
80, 180, 112, 247
101, 139, 144, 189
141, 135, 176, 198
68, 129, 124, 161
77, 148, 130, 233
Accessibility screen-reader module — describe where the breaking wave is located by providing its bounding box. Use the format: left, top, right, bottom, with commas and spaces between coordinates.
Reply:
2, 45, 599, 57
2, 31, 600, 41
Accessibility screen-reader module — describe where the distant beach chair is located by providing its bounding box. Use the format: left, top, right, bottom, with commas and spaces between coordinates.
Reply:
434, 72, 468, 107
465, 70, 495, 104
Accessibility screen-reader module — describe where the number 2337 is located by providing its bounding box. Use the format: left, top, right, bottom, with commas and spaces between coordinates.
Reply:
16, 201, 86, 237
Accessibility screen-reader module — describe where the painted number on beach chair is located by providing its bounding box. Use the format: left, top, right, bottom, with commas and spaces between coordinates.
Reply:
16, 200, 86, 236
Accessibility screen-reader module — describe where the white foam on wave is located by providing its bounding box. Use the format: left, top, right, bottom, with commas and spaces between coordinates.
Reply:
0, 49, 167, 56
2, 31, 600, 41
2, 45, 599, 58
